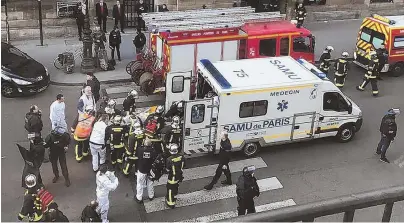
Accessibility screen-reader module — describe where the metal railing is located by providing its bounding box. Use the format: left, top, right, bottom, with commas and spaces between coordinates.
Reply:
222, 185, 404, 222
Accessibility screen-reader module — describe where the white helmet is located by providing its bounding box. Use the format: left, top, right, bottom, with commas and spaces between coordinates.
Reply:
177, 101, 184, 109
169, 144, 179, 155
134, 128, 143, 136
325, 46, 334, 52
155, 105, 164, 114
25, 174, 37, 188
107, 99, 117, 107
133, 122, 141, 130
113, 115, 122, 124
172, 116, 180, 128
128, 90, 139, 99
342, 52, 349, 57
85, 105, 94, 113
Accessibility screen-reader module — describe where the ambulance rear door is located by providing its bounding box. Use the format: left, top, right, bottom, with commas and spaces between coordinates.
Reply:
165, 71, 192, 110
183, 98, 213, 155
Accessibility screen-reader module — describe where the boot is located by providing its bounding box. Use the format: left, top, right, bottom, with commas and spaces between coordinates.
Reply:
204, 183, 213, 190
380, 157, 390, 163
221, 179, 232, 185
64, 178, 71, 187
52, 176, 59, 183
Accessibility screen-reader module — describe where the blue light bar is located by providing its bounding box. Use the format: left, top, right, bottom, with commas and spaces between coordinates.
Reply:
297, 59, 327, 79
200, 59, 232, 89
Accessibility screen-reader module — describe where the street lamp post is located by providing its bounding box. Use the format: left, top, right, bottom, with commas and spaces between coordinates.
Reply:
81, 0, 95, 74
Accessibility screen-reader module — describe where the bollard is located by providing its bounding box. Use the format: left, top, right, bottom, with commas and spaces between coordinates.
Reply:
38, 0, 44, 46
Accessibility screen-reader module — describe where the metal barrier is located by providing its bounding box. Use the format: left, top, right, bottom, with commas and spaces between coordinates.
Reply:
222, 185, 404, 222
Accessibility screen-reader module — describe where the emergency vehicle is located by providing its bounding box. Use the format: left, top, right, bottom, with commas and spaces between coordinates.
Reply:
353, 14, 404, 77
136, 8, 316, 94
163, 57, 363, 157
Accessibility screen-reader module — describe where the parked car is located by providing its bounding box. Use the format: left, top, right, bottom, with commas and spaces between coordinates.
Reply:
1, 42, 50, 97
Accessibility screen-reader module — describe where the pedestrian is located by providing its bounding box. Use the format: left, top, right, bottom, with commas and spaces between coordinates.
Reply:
236, 166, 260, 216
112, 0, 125, 33
376, 43, 389, 80
96, 164, 119, 223
18, 175, 44, 222
204, 131, 232, 190
84, 73, 101, 103
377, 108, 399, 163
105, 115, 128, 169
135, 138, 157, 203
90, 114, 109, 172
356, 51, 380, 96
50, 94, 67, 132
165, 144, 185, 209
160, 4, 169, 11
232, 1, 238, 7
319, 46, 334, 75
44, 127, 71, 187
81, 200, 102, 222
294, 3, 307, 28
73, 86, 96, 133
109, 25, 122, 61
96, 0, 108, 33
74, 106, 96, 163
25, 105, 43, 138
333, 52, 350, 89
133, 28, 146, 54
74, 2, 85, 41
136, 0, 147, 31
43, 208, 69, 222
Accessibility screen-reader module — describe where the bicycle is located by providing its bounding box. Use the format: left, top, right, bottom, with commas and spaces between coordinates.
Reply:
54, 40, 83, 73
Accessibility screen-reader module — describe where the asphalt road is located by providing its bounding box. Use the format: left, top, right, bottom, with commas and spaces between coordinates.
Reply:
2, 19, 404, 222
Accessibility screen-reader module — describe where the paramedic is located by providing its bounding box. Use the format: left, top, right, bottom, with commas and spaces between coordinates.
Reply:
25, 105, 43, 138
144, 105, 165, 138
72, 86, 96, 133
122, 90, 139, 114
165, 101, 184, 120
236, 166, 260, 216
49, 94, 67, 131
377, 108, 399, 163
74, 105, 96, 163
135, 138, 157, 203
165, 144, 185, 209
376, 43, 389, 76
18, 174, 43, 222
164, 116, 182, 151
96, 164, 119, 223
334, 52, 350, 89
294, 3, 307, 28
106, 115, 128, 168
81, 200, 102, 222
123, 122, 144, 176
89, 114, 109, 172
43, 127, 71, 187
356, 51, 380, 96
204, 131, 232, 190
319, 46, 334, 75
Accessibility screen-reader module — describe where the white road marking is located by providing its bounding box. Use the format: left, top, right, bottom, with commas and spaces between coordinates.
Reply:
394, 155, 404, 165
154, 157, 267, 186
106, 86, 139, 95
179, 199, 296, 222
144, 177, 283, 213
115, 94, 164, 105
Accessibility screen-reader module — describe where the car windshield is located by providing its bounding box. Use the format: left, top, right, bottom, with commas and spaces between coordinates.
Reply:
1, 44, 32, 68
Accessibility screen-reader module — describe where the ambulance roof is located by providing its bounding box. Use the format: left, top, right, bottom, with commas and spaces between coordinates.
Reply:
198, 57, 324, 94
385, 16, 404, 27
371, 15, 404, 27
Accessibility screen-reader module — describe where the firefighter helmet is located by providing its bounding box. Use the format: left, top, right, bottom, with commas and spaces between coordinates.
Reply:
25, 174, 37, 188
107, 99, 117, 107
342, 52, 349, 57
172, 116, 180, 128
128, 90, 139, 99
169, 144, 179, 155
155, 105, 164, 114
325, 46, 334, 52
113, 115, 122, 124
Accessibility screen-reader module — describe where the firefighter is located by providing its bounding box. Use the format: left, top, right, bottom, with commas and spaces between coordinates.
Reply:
43, 208, 69, 222
17, 137, 44, 189
18, 175, 43, 222
106, 115, 128, 169
135, 138, 157, 203
74, 105, 96, 163
356, 51, 380, 96
81, 200, 102, 222
294, 3, 307, 28
377, 108, 399, 163
25, 105, 43, 138
122, 90, 139, 114
334, 52, 350, 89
376, 43, 389, 79
164, 116, 182, 152
165, 101, 184, 120
122, 122, 144, 177
144, 105, 165, 138
105, 99, 122, 121
165, 144, 185, 209
236, 166, 260, 216
319, 46, 334, 75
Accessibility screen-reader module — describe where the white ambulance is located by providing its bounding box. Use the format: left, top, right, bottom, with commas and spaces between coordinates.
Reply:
164, 56, 363, 157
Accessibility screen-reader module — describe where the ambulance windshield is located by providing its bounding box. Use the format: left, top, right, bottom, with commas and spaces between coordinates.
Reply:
359, 27, 385, 49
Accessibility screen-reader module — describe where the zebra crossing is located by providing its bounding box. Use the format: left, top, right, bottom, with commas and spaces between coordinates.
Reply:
393, 155, 404, 168
139, 157, 297, 222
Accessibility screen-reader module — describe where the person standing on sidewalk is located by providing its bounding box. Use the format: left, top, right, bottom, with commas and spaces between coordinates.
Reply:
109, 26, 122, 61
50, 94, 67, 132
112, 0, 125, 33
89, 114, 109, 172
74, 2, 85, 41
135, 138, 157, 203
377, 108, 399, 163
133, 28, 146, 54
204, 131, 232, 190
44, 127, 71, 187
84, 73, 101, 103
96, 0, 108, 33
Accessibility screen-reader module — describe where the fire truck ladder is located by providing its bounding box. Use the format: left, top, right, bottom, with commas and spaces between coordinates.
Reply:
147, 12, 285, 31
142, 6, 253, 17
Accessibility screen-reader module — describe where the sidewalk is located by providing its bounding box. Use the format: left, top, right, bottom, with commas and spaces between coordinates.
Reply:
12, 29, 138, 86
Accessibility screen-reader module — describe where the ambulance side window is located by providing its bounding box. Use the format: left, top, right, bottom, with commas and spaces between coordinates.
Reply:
191, 104, 205, 124
239, 100, 268, 118
172, 76, 184, 93
280, 37, 289, 56
393, 36, 404, 48
323, 92, 348, 112
293, 37, 311, 53
259, 39, 276, 56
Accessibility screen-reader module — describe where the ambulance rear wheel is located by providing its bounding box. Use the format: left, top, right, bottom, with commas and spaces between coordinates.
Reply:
336, 124, 355, 143
243, 143, 260, 157
390, 63, 404, 77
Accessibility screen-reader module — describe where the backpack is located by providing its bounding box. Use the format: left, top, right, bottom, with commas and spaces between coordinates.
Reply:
107, 59, 116, 71
145, 117, 158, 136
37, 188, 54, 212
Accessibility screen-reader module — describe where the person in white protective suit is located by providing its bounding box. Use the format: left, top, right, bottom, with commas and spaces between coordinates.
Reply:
96, 164, 119, 223
89, 114, 109, 172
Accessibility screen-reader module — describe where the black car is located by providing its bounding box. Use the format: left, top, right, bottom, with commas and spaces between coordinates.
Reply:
1, 42, 50, 97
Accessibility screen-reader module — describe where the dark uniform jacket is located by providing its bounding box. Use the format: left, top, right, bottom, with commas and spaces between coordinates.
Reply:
74, 5, 85, 24
137, 145, 157, 174
105, 124, 128, 146
166, 154, 185, 182
43, 209, 69, 222
95, 2, 108, 18
367, 58, 380, 76
83, 77, 101, 99
380, 115, 397, 139
236, 175, 260, 200
112, 4, 124, 19
18, 190, 43, 222
295, 6, 307, 18
334, 58, 350, 75
376, 48, 388, 66
81, 205, 102, 222
25, 112, 43, 134
219, 139, 232, 165
164, 126, 182, 145
44, 132, 71, 154
109, 30, 122, 46
133, 32, 146, 49
319, 52, 332, 70
123, 97, 136, 112
165, 102, 184, 119
135, 3, 147, 15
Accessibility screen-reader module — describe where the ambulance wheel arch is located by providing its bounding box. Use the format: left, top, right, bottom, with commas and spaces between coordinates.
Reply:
232, 138, 264, 157
335, 123, 356, 143
391, 62, 404, 77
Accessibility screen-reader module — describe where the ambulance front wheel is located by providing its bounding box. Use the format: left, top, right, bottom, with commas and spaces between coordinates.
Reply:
390, 63, 404, 77
336, 124, 355, 143
243, 143, 260, 157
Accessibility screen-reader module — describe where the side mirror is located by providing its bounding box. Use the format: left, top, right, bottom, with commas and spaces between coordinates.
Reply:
348, 104, 352, 114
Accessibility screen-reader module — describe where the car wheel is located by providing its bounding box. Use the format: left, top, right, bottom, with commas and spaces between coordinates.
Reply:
1, 82, 16, 98
390, 63, 404, 77
336, 124, 355, 143
243, 142, 260, 157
